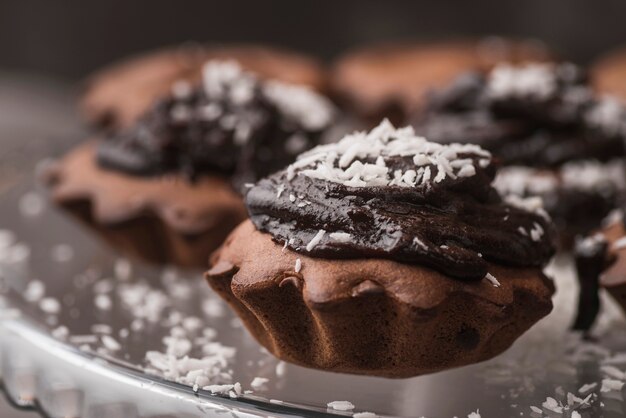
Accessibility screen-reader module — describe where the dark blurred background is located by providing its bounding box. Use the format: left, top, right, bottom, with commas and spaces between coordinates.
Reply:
1, 0, 626, 81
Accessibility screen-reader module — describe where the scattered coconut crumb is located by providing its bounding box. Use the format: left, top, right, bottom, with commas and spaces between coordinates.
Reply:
101, 335, 122, 352
39, 297, 61, 314
95, 294, 112, 310
276, 361, 287, 377
24, 280, 45, 303
51, 326, 69, 340
613, 236, 626, 251
327, 400, 355, 411
295, 258, 302, 273
250, 377, 269, 390
578, 382, 598, 394
542, 397, 563, 413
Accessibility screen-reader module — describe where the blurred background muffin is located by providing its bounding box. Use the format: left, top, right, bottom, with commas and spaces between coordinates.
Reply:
592, 46, 626, 100
330, 38, 552, 124
80, 44, 327, 130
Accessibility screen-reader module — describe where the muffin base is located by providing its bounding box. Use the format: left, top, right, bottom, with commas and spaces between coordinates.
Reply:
207, 220, 554, 378
46, 142, 247, 268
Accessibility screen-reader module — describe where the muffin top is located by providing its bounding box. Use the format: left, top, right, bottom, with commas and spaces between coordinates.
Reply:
97, 60, 336, 187
331, 38, 552, 120
414, 63, 626, 167
246, 120, 556, 280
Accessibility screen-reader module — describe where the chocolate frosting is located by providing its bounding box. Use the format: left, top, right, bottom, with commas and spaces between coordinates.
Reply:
97, 61, 335, 187
246, 121, 556, 280
414, 64, 626, 167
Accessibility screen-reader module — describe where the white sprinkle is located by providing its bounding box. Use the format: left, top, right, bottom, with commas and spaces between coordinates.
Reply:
329, 232, 352, 243
19, 192, 44, 217
542, 397, 563, 413
51, 326, 69, 340
306, 230, 326, 251
601, 365, 626, 380
578, 382, 598, 394
101, 335, 121, 352
24, 280, 45, 303
276, 361, 287, 376
203, 384, 235, 395
530, 406, 542, 414
289, 194, 296, 203
94, 294, 112, 311
327, 401, 355, 411
614, 236, 626, 250
484, 273, 500, 287
182, 316, 203, 333
488, 63, 557, 100
294, 258, 302, 273
292, 120, 489, 189
601, 378, 625, 392
276, 184, 285, 199
467, 410, 481, 418
39, 297, 61, 314
250, 377, 269, 390
413, 237, 428, 251
91, 324, 112, 334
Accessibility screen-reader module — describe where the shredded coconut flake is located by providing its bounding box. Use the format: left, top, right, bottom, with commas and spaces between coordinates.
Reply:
614, 236, 626, 251
327, 400, 355, 411
294, 258, 302, 273
487, 63, 557, 100
306, 230, 326, 251
329, 232, 352, 243
484, 273, 501, 287
601, 378, 625, 392
289, 120, 490, 189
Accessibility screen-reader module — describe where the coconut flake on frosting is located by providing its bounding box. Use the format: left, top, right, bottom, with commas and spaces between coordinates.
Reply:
287, 119, 491, 188
202, 60, 334, 130
487, 63, 557, 100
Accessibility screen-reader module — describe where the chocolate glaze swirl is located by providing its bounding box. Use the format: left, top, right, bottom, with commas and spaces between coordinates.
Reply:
97, 61, 334, 187
414, 64, 626, 168
247, 122, 556, 280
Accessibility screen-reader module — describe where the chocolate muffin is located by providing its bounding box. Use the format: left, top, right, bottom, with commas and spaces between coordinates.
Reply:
331, 37, 551, 124
81, 44, 327, 130
414, 62, 626, 244
592, 46, 626, 100
48, 61, 336, 268
207, 121, 556, 377
573, 210, 626, 331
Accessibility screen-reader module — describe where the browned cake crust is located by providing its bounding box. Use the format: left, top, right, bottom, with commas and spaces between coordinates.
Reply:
81, 44, 328, 129
46, 142, 247, 268
331, 38, 552, 123
592, 46, 626, 100
207, 220, 554, 378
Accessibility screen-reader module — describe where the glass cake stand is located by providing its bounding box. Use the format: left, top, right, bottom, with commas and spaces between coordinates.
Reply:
1, 178, 625, 418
